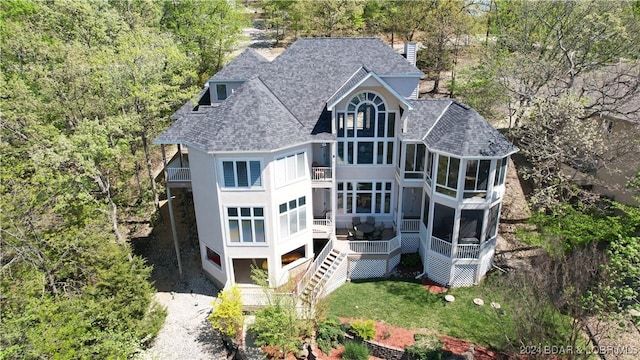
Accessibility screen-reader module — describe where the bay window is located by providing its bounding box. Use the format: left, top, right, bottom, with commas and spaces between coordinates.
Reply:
279, 197, 307, 238
463, 160, 491, 198
436, 155, 460, 197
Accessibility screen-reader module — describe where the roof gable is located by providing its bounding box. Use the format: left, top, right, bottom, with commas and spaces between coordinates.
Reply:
209, 48, 270, 82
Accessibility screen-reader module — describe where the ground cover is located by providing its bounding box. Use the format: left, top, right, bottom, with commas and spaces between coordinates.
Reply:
325, 274, 574, 353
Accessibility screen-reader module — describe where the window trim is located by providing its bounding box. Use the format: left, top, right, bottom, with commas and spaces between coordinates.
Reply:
275, 151, 307, 188
219, 159, 263, 190
278, 196, 308, 239
225, 206, 267, 245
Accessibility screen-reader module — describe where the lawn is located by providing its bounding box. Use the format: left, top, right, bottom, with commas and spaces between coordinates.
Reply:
325, 276, 515, 349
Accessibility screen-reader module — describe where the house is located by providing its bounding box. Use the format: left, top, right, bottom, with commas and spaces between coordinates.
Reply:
154, 38, 517, 301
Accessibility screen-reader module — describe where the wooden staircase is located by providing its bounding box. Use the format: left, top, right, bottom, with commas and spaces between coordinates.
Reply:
300, 249, 345, 305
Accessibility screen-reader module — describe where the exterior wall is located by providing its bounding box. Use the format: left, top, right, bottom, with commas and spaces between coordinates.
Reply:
189, 148, 228, 288
379, 76, 420, 100
208, 81, 244, 103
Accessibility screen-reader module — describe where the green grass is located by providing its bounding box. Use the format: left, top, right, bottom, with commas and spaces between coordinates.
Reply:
326, 277, 516, 349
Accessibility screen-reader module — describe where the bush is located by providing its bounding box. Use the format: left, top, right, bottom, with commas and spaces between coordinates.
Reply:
401, 253, 421, 267
349, 319, 375, 340
250, 304, 302, 356
342, 341, 369, 360
405, 334, 444, 360
315, 316, 344, 354
208, 285, 243, 340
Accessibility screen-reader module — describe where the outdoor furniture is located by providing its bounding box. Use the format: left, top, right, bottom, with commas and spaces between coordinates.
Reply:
366, 216, 375, 225
347, 230, 355, 241
355, 230, 365, 240
352, 217, 361, 226
347, 223, 355, 232
372, 229, 382, 239
356, 223, 374, 237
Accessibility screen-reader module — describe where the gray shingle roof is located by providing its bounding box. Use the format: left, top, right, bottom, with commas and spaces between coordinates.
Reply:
259, 38, 423, 129
155, 78, 309, 152
424, 101, 518, 157
155, 38, 514, 157
209, 48, 270, 81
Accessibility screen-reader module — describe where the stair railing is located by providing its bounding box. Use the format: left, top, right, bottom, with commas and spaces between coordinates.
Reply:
296, 238, 334, 295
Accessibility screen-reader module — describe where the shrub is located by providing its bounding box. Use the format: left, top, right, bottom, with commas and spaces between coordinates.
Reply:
342, 341, 369, 360
208, 285, 243, 340
250, 304, 302, 356
315, 316, 344, 354
405, 334, 444, 360
401, 253, 421, 268
349, 319, 375, 340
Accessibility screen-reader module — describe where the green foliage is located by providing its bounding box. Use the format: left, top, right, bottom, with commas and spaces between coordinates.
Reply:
250, 304, 302, 356
315, 316, 344, 354
400, 252, 421, 268
342, 341, 369, 360
208, 285, 244, 340
600, 236, 640, 316
349, 319, 376, 340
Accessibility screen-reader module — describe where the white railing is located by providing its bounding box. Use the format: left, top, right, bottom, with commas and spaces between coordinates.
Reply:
400, 219, 420, 233
312, 219, 332, 236
167, 167, 191, 182
296, 239, 334, 295
312, 218, 331, 228
456, 244, 480, 259
430, 236, 452, 258
346, 236, 400, 254
311, 167, 332, 181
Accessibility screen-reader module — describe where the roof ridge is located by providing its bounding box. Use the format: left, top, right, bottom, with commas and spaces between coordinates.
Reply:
422, 100, 454, 141
255, 76, 306, 128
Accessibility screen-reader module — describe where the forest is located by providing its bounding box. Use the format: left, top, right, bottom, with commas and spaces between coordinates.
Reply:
1, 0, 639, 358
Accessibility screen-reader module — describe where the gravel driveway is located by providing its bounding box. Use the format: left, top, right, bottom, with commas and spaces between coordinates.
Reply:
136, 274, 227, 360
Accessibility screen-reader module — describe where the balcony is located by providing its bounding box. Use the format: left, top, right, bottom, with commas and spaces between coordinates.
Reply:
167, 167, 191, 182
163, 152, 191, 188
312, 218, 333, 238
311, 166, 332, 186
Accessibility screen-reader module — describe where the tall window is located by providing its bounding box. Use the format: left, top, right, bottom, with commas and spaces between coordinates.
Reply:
422, 193, 431, 229
227, 207, 265, 243
494, 157, 508, 186
279, 197, 307, 238
436, 155, 460, 197
275, 152, 306, 186
336, 92, 396, 165
222, 160, 262, 188
464, 160, 491, 198
459, 210, 484, 243
487, 204, 500, 239
216, 84, 227, 100
337, 181, 392, 214
404, 143, 426, 179
425, 152, 434, 186
432, 203, 455, 242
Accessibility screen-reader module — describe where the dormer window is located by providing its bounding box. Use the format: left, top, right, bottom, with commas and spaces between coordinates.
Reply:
216, 84, 228, 101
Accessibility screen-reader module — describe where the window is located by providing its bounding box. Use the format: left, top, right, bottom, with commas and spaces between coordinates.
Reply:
206, 247, 222, 268
281, 246, 305, 267
336, 92, 395, 165
464, 160, 491, 198
425, 152, 434, 185
337, 181, 392, 214
436, 155, 460, 197
279, 197, 307, 238
227, 207, 265, 243
404, 143, 426, 179
432, 203, 455, 242
422, 193, 431, 229
222, 160, 262, 188
275, 152, 306, 186
494, 157, 508, 186
459, 210, 484, 243
216, 84, 227, 101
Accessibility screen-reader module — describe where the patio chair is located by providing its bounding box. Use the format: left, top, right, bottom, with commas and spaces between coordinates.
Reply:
352, 217, 361, 226
366, 216, 375, 225
355, 230, 365, 240
346, 223, 355, 232
372, 229, 382, 239
347, 230, 355, 241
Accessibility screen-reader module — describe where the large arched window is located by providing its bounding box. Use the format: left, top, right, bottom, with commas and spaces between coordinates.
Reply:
336, 92, 396, 165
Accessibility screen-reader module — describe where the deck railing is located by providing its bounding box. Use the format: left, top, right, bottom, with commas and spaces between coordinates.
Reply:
296, 239, 334, 295
311, 167, 332, 181
348, 236, 400, 254
456, 244, 480, 259
400, 219, 420, 233
167, 167, 191, 182
430, 236, 452, 258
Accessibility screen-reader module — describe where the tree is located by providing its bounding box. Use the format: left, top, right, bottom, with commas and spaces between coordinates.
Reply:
457, 0, 640, 208
293, 0, 365, 37
161, 0, 247, 83
209, 285, 244, 340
